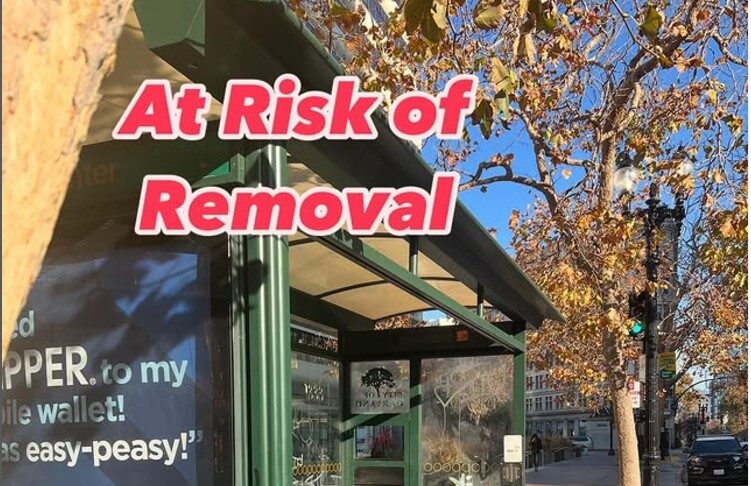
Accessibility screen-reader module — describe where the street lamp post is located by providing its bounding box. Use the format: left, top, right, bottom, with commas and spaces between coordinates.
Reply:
643, 183, 685, 485
609, 400, 616, 455
614, 152, 690, 486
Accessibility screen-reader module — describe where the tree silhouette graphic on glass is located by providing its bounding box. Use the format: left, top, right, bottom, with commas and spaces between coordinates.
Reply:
360, 367, 396, 397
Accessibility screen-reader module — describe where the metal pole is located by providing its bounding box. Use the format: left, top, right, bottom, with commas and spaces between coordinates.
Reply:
408, 236, 419, 274
477, 283, 485, 317
643, 183, 660, 486
609, 400, 615, 455
242, 144, 292, 486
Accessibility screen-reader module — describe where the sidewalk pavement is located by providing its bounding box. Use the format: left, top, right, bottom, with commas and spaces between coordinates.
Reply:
525, 450, 684, 486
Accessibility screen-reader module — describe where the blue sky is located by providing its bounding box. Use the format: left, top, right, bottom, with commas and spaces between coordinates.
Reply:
421, 4, 748, 255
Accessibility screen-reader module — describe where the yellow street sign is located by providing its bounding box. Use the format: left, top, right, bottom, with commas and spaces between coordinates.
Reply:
659, 351, 676, 378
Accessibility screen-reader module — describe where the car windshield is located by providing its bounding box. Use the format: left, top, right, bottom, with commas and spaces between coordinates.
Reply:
692, 439, 742, 454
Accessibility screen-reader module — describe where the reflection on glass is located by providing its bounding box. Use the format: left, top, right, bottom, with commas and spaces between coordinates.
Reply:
292, 352, 341, 485
421, 356, 514, 486
292, 325, 338, 353
355, 426, 404, 460
354, 466, 405, 485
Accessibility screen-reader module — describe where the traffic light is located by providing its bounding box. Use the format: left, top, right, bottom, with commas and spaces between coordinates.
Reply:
628, 291, 648, 338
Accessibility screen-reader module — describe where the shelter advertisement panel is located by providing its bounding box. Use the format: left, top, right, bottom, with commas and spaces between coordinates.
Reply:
2, 243, 230, 485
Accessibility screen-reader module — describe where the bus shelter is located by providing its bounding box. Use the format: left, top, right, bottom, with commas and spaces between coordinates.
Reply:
2, 2, 562, 486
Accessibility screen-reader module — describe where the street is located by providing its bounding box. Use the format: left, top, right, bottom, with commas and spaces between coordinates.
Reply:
526, 451, 684, 486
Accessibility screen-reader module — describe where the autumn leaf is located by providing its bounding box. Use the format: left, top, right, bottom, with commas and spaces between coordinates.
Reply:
471, 98, 495, 139
404, 0, 447, 44
723, 115, 743, 137
427, 0, 448, 42
705, 88, 718, 104
719, 218, 735, 237
404, 0, 430, 32
671, 23, 688, 38
490, 58, 517, 95
329, 2, 361, 26
473, 0, 506, 30
538, 15, 557, 33
509, 209, 520, 229
494, 93, 510, 120
639, 5, 664, 40
529, 0, 557, 33
517, 33, 537, 63
550, 132, 565, 148
561, 168, 572, 179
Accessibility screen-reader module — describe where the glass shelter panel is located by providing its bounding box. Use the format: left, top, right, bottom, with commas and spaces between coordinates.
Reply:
350, 361, 410, 415
354, 425, 405, 460
421, 356, 515, 486
291, 352, 342, 485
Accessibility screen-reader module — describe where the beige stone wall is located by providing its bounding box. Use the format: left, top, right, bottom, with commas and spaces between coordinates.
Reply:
2, 0, 132, 361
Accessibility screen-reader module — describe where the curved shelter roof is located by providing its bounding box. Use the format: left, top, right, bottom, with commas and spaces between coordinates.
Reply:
63, 5, 562, 353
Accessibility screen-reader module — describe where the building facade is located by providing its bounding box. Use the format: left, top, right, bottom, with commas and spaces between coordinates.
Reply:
524, 367, 620, 451
524, 367, 591, 440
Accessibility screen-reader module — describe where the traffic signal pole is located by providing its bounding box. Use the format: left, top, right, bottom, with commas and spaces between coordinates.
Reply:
641, 184, 685, 486
643, 189, 661, 486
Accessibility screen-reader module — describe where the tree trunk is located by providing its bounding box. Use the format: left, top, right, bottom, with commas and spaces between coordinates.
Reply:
612, 382, 642, 486
2, 0, 132, 362
602, 306, 642, 486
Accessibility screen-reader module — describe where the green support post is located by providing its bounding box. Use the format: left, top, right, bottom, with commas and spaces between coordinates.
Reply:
512, 331, 527, 483
477, 283, 485, 318
512, 337, 526, 436
409, 359, 423, 486
407, 243, 422, 486
230, 144, 292, 486
409, 236, 419, 274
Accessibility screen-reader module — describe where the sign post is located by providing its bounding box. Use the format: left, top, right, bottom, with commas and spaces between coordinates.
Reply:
628, 379, 642, 409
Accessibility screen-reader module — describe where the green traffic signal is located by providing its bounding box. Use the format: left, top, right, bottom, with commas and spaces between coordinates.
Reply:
627, 290, 648, 339
629, 319, 645, 337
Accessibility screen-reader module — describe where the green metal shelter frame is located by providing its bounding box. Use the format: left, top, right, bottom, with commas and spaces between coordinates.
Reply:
53, 1, 564, 485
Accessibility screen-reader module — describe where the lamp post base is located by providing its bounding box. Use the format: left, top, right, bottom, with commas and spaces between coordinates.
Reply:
643, 453, 661, 486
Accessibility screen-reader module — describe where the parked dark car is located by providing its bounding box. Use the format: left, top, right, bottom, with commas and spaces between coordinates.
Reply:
685, 435, 748, 485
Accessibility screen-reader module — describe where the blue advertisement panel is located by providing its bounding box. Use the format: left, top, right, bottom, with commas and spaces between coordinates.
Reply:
2, 243, 227, 485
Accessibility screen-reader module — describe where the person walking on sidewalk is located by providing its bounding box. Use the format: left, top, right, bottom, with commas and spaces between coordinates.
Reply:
530, 431, 543, 471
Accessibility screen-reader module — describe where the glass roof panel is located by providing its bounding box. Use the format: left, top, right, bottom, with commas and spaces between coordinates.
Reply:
322, 282, 429, 320
289, 240, 382, 296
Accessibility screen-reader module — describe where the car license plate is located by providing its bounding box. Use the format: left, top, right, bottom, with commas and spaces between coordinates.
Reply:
713, 469, 724, 476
